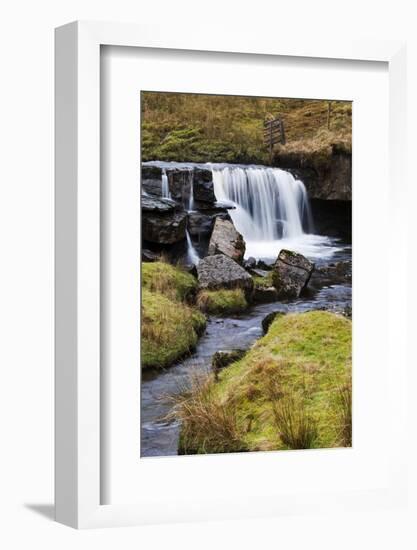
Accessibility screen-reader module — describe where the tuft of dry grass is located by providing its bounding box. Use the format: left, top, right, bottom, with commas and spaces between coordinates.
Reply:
337, 381, 352, 447
169, 372, 247, 454
271, 395, 318, 450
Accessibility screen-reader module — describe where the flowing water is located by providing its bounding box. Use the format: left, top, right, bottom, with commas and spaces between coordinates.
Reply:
141, 161, 351, 457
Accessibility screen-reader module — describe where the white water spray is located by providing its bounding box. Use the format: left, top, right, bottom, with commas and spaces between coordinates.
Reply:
161, 169, 170, 199
212, 165, 337, 260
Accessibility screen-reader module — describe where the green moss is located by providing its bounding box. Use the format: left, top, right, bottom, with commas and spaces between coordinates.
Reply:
142, 289, 206, 369
197, 289, 248, 315
252, 272, 273, 289
180, 311, 352, 452
141, 262, 205, 369
142, 261, 198, 302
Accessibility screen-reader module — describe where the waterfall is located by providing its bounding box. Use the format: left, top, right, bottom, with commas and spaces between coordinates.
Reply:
212, 166, 313, 240
210, 165, 337, 260
142, 160, 341, 261
161, 169, 170, 198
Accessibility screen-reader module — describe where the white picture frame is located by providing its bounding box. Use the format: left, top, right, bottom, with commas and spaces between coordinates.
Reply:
55, 20, 407, 529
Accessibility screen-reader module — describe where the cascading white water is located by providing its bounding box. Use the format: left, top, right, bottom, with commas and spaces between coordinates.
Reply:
212, 166, 337, 260
143, 160, 341, 261
185, 229, 200, 265
161, 169, 170, 198
188, 175, 194, 211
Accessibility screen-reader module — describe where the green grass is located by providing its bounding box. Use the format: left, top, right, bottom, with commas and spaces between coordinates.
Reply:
196, 289, 248, 315
142, 261, 198, 302
141, 262, 206, 369
177, 311, 352, 453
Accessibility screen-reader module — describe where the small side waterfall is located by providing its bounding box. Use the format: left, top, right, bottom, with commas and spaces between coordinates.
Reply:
185, 173, 199, 264
185, 230, 200, 265
161, 169, 170, 199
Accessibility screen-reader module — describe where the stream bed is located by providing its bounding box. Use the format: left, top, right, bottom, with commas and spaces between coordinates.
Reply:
141, 244, 352, 457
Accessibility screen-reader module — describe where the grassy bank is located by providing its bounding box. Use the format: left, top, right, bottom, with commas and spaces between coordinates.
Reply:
141, 262, 206, 369
176, 311, 352, 454
141, 92, 351, 164
196, 289, 248, 315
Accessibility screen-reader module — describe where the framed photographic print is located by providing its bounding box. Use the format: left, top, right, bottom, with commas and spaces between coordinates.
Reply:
55, 21, 408, 528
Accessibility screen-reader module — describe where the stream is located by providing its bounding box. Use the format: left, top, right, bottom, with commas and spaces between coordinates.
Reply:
141, 244, 352, 457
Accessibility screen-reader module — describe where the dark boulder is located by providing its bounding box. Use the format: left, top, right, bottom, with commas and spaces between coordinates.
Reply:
187, 209, 231, 238
208, 218, 246, 263
142, 194, 176, 213
142, 195, 187, 245
252, 286, 279, 304
197, 254, 254, 294
141, 165, 163, 197
272, 249, 314, 299
167, 168, 193, 202
193, 169, 216, 203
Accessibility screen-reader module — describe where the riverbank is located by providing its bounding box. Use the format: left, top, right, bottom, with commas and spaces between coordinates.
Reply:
141, 262, 206, 369
177, 310, 352, 454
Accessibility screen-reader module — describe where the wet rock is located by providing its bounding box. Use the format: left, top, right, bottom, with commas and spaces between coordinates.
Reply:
197, 254, 254, 294
141, 165, 163, 196
167, 168, 193, 201
193, 169, 216, 203
244, 257, 257, 269
252, 286, 279, 304
142, 249, 159, 262
142, 195, 187, 245
274, 149, 352, 201
212, 349, 246, 380
192, 200, 235, 211
208, 218, 246, 263
187, 209, 231, 238
315, 261, 351, 283
262, 311, 286, 334
272, 249, 314, 299
142, 194, 176, 213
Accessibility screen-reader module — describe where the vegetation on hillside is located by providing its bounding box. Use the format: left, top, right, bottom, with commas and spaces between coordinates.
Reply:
174, 311, 352, 454
141, 92, 352, 164
141, 262, 206, 369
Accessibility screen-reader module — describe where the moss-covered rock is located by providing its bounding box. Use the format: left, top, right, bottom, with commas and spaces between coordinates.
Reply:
142, 261, 198, 302
196, 288, 248, 315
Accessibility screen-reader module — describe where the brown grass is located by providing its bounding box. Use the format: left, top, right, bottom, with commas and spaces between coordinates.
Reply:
337, 381, 352, 447
169, 372, 247, 454
271, 395, 318, 450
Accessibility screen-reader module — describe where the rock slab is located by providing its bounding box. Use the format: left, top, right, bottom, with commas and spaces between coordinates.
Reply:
208, 218, 246, 263
197, 254, 254, 294
272, 249, 314, 299
142, 194, 187, 245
